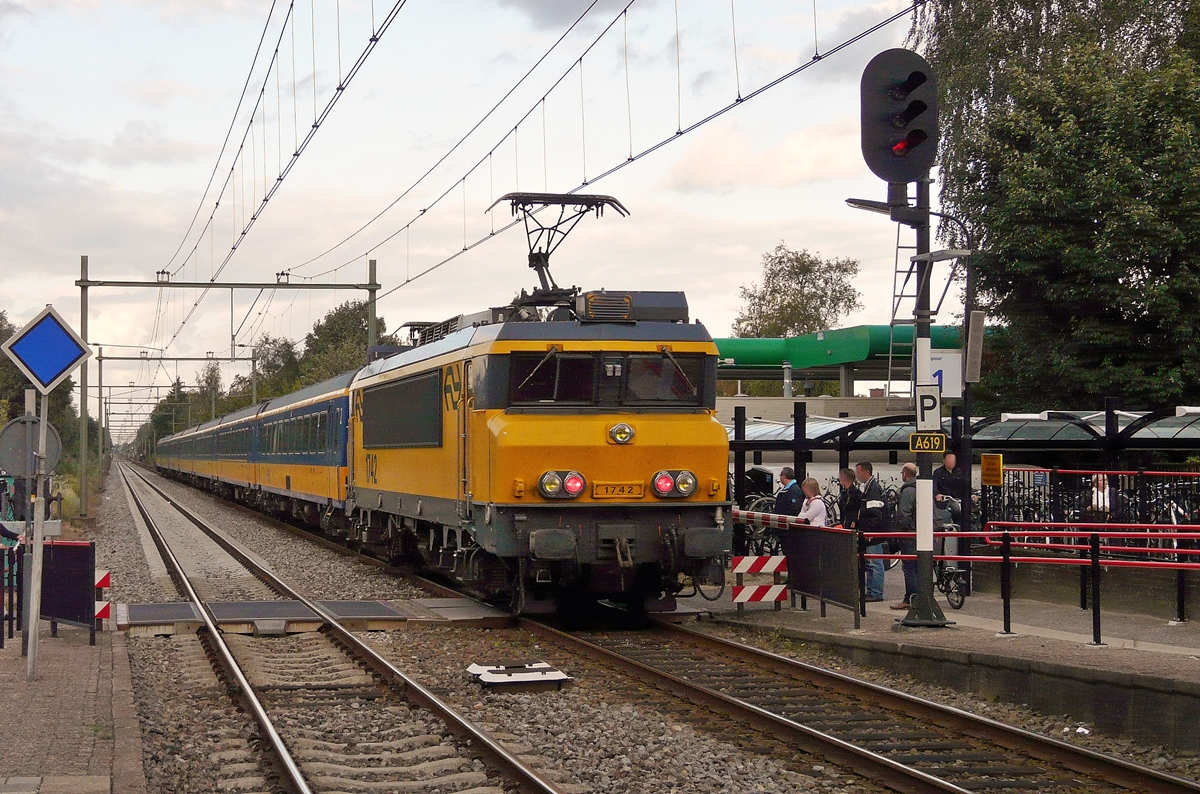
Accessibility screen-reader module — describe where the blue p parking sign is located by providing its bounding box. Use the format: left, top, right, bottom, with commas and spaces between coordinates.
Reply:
1, 306, 91, 395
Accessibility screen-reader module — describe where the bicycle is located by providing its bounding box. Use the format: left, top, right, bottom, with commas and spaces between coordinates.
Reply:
742, 494, 783, 556
935, 561, 967, 609
934, 498, 967, 609
680, 556, 726, 601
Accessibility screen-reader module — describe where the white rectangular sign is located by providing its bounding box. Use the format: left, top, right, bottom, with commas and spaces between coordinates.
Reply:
930, 349, 963, 400
915, 384, 942, 431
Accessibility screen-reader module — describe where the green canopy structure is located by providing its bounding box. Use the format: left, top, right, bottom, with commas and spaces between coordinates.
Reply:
714, 324, 963, 393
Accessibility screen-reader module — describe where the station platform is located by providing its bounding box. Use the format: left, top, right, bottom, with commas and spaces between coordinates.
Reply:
0, 623, 145, 793
677, 565, 1200, 750
115, 596, 509, 636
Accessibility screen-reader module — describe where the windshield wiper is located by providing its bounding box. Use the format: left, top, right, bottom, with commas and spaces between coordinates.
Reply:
660, 346, 695, 392
518, 345, 559, 390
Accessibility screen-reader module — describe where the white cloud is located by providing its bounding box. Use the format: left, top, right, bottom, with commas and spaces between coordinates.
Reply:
666, 120, 865, 192
128, 79, 207, 109
42, 120, 209, 167
496, 0, 635, 30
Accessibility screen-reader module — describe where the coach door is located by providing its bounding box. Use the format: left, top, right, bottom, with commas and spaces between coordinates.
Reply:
446, 360, 472, 520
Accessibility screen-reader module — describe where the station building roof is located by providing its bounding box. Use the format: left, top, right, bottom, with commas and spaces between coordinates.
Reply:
726, 408, 1200, 451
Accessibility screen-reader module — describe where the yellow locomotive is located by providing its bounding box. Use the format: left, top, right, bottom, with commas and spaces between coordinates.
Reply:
158, 194, 731, 613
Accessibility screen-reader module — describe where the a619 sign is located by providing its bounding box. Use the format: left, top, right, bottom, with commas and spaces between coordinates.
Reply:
909, 431, 947, 454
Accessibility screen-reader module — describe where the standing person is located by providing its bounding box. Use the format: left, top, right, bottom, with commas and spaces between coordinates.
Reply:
798, 478, 827, 527
856, 462, 886, 602
773, 467, 803, 517
837, 468, 862, 530
891, 462, 919, 610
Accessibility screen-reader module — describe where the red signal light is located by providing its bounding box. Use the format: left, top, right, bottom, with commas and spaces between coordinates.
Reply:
891, 130, 929, 157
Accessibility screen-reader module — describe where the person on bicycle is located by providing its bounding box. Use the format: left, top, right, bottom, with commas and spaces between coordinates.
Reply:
774, 467, 803, 517
933, 451, 968, 525
856, 462, 886, 602
798, 478, 827, 527
891, 462, 919, 610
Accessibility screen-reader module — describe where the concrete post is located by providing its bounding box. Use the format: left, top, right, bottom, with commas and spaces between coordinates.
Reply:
79, 255, 89, 518
27, 392, 49, 680
97, 348, 103, 463
367, 259, 378, 350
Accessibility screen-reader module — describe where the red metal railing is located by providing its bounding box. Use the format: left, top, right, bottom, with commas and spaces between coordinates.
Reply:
733, 506, 1198, 643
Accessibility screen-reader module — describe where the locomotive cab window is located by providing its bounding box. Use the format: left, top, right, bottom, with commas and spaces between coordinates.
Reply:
623, 353, 703, 405
510, 351, 596, 404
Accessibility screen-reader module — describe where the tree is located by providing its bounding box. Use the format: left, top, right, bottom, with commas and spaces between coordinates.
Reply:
956, 46, 1200, 410
911, 0, 1191, 251
299, 300, 396, 386
732, 244, 862, 338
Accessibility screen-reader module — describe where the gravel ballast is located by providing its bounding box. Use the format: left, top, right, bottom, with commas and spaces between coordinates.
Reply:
138, 469, 428, 602
694, 621, 1200, 784
363, 625, 884, 794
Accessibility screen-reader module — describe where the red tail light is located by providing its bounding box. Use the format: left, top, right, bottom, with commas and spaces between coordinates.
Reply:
653, 472, 676, 495
563, 472, 585, 496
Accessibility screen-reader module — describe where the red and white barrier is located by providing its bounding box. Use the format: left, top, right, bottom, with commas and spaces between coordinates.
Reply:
731, 555, 787, 574
731, 554, 791, 614
731, 584, 789, 603
95, 569, 111, 627
732, 508, 809, 530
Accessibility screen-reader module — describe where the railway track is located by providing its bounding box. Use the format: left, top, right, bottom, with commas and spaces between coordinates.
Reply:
134, 463, 1200, 793
119, 463, 565, 794
521, 618, 1200, 794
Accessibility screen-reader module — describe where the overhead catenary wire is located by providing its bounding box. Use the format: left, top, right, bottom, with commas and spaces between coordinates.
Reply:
160, 0, 412, 352
161, 0, 282, 275
287, 0, 638, 283
371, 0, 923, 304
280, 0, 609, 278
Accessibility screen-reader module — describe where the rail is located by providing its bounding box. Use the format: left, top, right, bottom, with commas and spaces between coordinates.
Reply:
121, 464, 565, 794
117, 465, 311, 794
522, 616, 1200, 793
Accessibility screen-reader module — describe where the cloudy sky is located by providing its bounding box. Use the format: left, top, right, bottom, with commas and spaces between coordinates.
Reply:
0, 0, 959, 440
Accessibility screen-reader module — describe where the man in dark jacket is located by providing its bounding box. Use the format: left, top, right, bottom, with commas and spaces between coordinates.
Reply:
855, 462, 886, 601
933, 451, 968, 524
837, 468, 862, 528
891, 462, 919, 610
774, 467, 802, 516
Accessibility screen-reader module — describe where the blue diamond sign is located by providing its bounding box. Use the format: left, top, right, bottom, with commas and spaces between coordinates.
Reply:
1, 305, 92, 395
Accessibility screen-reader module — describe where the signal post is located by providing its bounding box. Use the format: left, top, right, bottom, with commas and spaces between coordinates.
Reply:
858, 49, 949, 627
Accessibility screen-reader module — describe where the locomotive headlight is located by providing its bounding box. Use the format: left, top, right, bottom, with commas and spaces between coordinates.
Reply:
563, 472, 586, 496
609, 423, 635, 444
540, 472, 563, 497
675, 470, 698, 496
653, 471, 677, 496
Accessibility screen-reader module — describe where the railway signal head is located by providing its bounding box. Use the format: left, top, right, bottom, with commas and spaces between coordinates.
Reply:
860, 49, 938, 184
